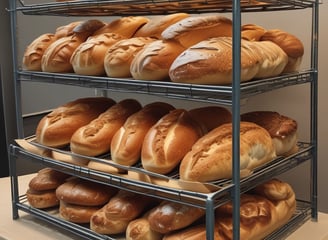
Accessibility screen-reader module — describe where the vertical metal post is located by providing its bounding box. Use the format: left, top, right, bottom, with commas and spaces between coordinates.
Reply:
232, 0, 241, 239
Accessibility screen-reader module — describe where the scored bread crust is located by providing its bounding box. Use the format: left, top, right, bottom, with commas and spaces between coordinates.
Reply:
35, 97, 116, 148
241, 23, 267, 41
111, 102, 175, 166
179, 121, 276, 182
141, 109, 204, 175
54, 21, 82, 38
70, 99, 142, 156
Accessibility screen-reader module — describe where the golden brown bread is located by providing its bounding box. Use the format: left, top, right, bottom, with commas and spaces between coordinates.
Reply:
22, 33, 58, 71
148, 200, 205, 234
28, 168, 70, 191
70, 32, 125, 76
130, 39, 186, 81
241, 111, 298, 156
70, 99, 142, 156
141, 109, 204, 174
59, 200, 102, 224
163, 179, 296, 240
54, 21, 82, 38
169, 37, 288, 85
35, 97, 116, 148
104, 37, 156, 78
133, 13, 190, 39
111, 102, 175, 166
241, 23, 266, 41
179, 121, 276, 182
260, 29, 304, 73
161, 15, 233, 48
26, 188, 59, 209
55, 177, 118, 206
93, 16, 149, 37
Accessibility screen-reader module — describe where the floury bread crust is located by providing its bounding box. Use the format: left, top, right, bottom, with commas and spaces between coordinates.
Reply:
179, 121, 276, 182
35, 97, 116, 148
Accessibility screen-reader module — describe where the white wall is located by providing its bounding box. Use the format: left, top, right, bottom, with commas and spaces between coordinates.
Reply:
16, 3, 328, 212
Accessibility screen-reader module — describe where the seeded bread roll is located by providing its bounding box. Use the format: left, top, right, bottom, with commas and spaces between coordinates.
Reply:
104, 37, 156, 78
35, 97, 116, 148
179, 121, 276, 182
161, 15, 233, 48
70, 99, 142, 156
130, 39, 185, 81
22, 33, 58, 71
241, 111, 298, 156
141, 109, 204, 174
111, 102, 175, 166
70, 32, 125, 76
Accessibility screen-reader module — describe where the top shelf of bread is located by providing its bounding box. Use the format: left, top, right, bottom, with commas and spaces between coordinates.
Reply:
14, 0, 317, 16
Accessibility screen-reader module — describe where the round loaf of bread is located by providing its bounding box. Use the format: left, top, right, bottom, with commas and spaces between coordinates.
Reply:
70, 99, 142, 156
22, 33, 58, 71
130, 39, 185, 81
93, 16, 149, 37
70, 32, 125, 76
147, 201, 205, 234
126, 214, 163, 240
161, 15, 232, 48
133, 13, 190, 39
104, 37, 155, 78
141, 109, 204, 175
260, 29, 304, 73
241, 111, 298, 156
28, 168, 70, 191
179, 121, 276, 182
241, 23, 266, 41
59, 200, 101, 224
26, 188, 59, 209
55, 177, 118, 206
35, 97, 116, 148
54, 21, 82, 38
111, 102, 175, 166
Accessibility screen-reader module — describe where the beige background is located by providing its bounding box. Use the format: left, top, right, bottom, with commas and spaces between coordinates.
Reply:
11, 2, 328, 212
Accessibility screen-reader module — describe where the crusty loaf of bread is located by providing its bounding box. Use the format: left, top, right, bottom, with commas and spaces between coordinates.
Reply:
70, 32, 125, 76
161, 15, 232, 48
26, 188, 59, 209
28, 168, 70, 191
148, 200, 205, 234
179, 121, 276, 182
54, 21, 82, 38
163, 179, 296, 240
241, 23, 266, 41
104, 37, 155, 78
70, 99, 142, 156
130, 39, 186, 81
111, 102, 175, 166
22, 33, 58, 71
35, 97, 116, 148
241, 111, 298, 156
141, 109, 204, 174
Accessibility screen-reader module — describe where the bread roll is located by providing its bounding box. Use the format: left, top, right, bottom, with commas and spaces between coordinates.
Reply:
241, 111, 298, 156
93, 16, 149, 37
54, 21, 82, 38
141, 109, 204, 174
111, 102, 175, 166
161, 15, 232, 48
59, 200, 101, 224
104, 37, 155, 78
169, 37, 287, 85
130, 39, 185, 81
72, 19, 105, 36
26, 188, 59, 209
179, 121, 276, 182
260, 29, 304, 73
28, 168, 70, 191
163, 224, 211, 240
241, 23, 266, 41
148, 200, 205, 234
55, 177, 118, 206
70, 32, 125, 75
70, 99, 142, 156
22, 33, 58, 71
134, 13, 190, 39
35, 97, 116, 148
188, 106, 232, 132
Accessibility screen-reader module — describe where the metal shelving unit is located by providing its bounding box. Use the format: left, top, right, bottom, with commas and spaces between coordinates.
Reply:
8, 0, 319, 239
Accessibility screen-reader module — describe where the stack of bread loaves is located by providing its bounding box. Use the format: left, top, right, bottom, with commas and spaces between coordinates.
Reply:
56, 177, 118, 223
26, 168, 70, 209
